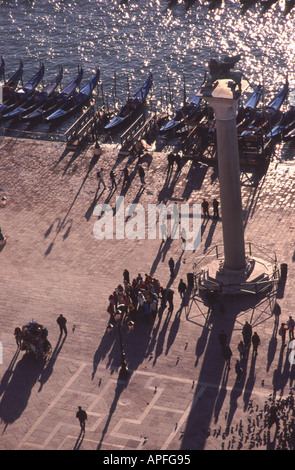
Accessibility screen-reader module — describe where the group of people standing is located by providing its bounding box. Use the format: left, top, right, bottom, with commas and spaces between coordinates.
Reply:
201, 198, 219, 219
218, 321, 261, 384
106, 270, 166, 326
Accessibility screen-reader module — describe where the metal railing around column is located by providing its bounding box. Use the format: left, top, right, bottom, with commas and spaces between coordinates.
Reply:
192, 242, 279, 295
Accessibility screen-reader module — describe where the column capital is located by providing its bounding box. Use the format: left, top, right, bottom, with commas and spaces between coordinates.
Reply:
198, 78, 245, 121
205, 97, 239, 121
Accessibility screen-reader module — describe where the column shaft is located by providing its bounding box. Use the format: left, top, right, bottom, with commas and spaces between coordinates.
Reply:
215, 115, 246, 271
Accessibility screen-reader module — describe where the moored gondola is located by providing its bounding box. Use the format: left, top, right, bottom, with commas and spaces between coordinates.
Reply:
159, 83, 204, 134
240, 77, 289, 137
237, 83, 263, 130
2, 66, 63, 120
1, 60, 24, 103
0, 62, 45, 117
266, 105, 295, 140
45, 68, 100, 123
22, 67, 83, 122
104, 72, 153, 131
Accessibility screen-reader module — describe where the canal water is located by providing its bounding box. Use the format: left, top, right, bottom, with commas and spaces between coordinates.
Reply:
0, 0, 295, 159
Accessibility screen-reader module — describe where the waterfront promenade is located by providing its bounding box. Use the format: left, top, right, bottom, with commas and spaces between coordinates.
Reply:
0, 135, 294, 451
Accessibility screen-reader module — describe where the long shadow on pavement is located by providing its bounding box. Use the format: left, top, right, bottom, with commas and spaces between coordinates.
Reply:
180, 290, 274, 450
0, 353, 46, 432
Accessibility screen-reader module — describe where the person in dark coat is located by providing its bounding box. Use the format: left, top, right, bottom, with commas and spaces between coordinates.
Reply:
242, 321, 252, 348
167, 152, 175, 172
123, 269, 130, 284
201, 199, 210, 218
213, 198, 219, 219
110, 170, 117, 189
57, 314, 67, 336
138, 164, 146, 186
251, 332, 260, 355
123, 167, 130, 187
178, 279, 187, 299
174, 153, 181, 173
168, 257, 175, 277
166, 289, 174, 311
160, 287, 167, 310
76, 406, 87, 432
235, 359, 243, 383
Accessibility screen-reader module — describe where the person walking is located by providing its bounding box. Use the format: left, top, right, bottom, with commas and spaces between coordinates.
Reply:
167, 152, 175, 173
14, 327, 22, 348
174, 153, 181, 173
57, 314, 68, 337
168, 257, 175, 277
110, 170, 117, 189
123, 269, 130, 284
96, 168, 106, 189
287, 316, 295, 340
138, 164, 146, 186
238, 340, 246, 361
242, 321, 252, 349
178, 279, 187, 299
279, 322, 287, 345
122, 167, 130, 187
273, 302, 281, 322
76, 406, 87, 433
235, 359, 243, 384
213, 198, 219, 219
201, 199, 210, 218
160, 287, 167, 310
166, 288, 174, 311
252, 331, 260, 355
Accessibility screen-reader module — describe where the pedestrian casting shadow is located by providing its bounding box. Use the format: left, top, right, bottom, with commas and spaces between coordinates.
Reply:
92, 331, 116, 380
45, 152, 99, 255
267, 328, 278, 372
194, 311, 211, 367
182, 162, 208, 201
84, 187, 106, 221
165, 250, 184, 290
37, 335, 67, 392
149, 237, 173, 276
226, 369, 248, 433
151, 306, 175, 367
272, 343, 290, 395
96, 380, 128, 450
0, 354, 46, 431
243, 351, 257, 411
73, 429, 85, 450
165, 305, 184, 357
181, 290, 274, 450
203, 219, 217, 253
213, 363, 230, 424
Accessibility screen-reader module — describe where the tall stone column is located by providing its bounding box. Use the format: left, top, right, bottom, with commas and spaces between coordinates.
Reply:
204, 80, 246, 273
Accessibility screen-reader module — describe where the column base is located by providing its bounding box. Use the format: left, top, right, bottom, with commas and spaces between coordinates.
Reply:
198, 256, 276, 295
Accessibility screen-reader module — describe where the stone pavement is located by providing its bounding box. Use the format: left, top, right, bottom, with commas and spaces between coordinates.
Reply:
0, 135, 295, 452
